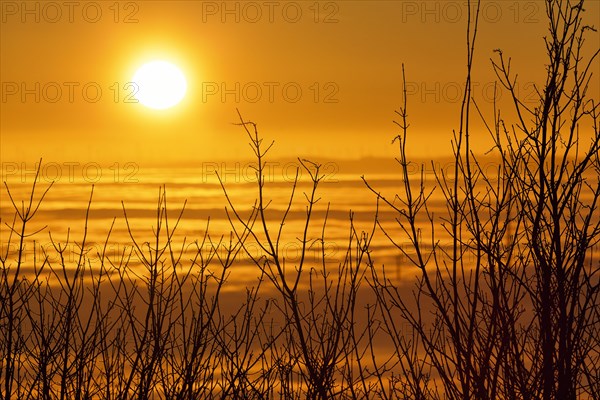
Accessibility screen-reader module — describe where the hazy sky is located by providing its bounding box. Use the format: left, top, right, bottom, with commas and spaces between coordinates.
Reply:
1, 0, 598, 165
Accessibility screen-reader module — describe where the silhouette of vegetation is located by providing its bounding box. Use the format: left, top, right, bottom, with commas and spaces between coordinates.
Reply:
1, 0, 598, 399
363, 1, 599, 398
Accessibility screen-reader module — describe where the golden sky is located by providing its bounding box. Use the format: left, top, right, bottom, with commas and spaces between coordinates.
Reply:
1, 0, 598, 165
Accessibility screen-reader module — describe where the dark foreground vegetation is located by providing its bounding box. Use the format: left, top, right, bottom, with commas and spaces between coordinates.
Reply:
1, 0, 599, 398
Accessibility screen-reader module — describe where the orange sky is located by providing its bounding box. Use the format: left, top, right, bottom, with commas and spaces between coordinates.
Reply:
1, 0, 598, 165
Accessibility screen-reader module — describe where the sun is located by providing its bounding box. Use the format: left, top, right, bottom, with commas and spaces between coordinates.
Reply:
132, 60, 187, 110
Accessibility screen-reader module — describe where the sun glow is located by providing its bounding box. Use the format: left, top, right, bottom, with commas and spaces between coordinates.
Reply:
132, 60, 187, 110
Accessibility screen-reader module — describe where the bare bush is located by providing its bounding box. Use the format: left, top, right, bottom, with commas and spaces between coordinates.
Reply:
364, 0, 599, 399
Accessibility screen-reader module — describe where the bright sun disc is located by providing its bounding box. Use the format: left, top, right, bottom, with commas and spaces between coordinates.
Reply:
132, 60, 187, 110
